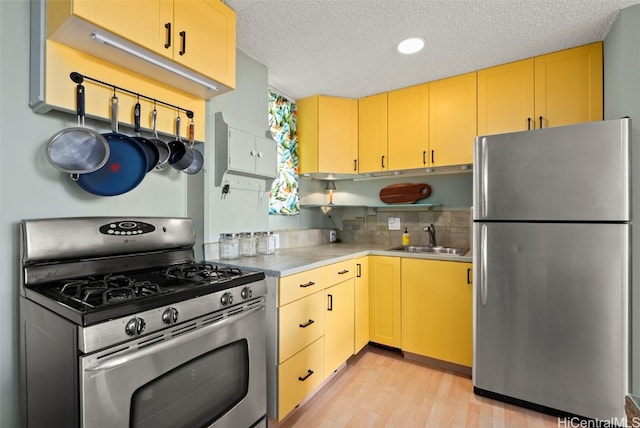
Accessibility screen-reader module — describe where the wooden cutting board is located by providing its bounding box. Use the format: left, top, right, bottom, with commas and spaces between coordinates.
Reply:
379, 183, 431, 204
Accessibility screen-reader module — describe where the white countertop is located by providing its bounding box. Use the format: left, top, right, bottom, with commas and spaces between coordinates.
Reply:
206, 243, 472, 277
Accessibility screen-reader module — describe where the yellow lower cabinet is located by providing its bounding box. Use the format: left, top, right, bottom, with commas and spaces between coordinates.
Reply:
279, 292, 325, 364
278, 337, 325, 420
324, 279, 355, 378
279, 266, 325, 306
401, 259, 473, 367
369, 256, 401, 348
354, 256, 370, 353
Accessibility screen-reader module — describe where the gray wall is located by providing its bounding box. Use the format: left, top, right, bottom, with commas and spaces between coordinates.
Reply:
0, 2, 195, 426
603, 3, 640, 394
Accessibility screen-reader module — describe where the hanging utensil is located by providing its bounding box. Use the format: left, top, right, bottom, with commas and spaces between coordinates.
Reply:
76, 92, 149, 196
149, 102, 171, 170
168, 113, 194, 170
131, 99, 160, 172
46, 82, 110, 179
182, 116, 203, 174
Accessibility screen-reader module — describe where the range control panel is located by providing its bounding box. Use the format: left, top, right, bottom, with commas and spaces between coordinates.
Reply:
99, 221, 156, 236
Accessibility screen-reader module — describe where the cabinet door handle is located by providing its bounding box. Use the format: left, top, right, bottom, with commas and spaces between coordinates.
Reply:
327, 294, 333, 311
467, 268, 472, 284
527, 117, 532, 130
299, 319, 315, 328
337, 269, 349, 275
298, 369, 314, 382
539, 116, 543, 129
431, 150, 435, 164
422, 151, 426, 165
356, 263, 361, 278
179, 30, 186, 55
381, 155, 385, 168
164, 23, 171, 48
353, 159, 357, 171
299, 281, 315, 288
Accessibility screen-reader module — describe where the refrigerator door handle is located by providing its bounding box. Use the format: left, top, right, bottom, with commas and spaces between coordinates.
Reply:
475, 137, 488, 218
481, 224, 488, 306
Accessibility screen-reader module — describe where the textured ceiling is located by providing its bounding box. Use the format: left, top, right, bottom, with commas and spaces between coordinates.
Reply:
224, 0, 640, 100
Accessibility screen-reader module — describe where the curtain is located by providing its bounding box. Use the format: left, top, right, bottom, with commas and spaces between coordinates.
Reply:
268, 89, 299, 215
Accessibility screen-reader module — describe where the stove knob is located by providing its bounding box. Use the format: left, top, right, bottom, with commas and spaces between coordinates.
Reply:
220, 292, 233, 306
241, 287, 252, 300
125, 317, 146, 337
162, 307, 179, 325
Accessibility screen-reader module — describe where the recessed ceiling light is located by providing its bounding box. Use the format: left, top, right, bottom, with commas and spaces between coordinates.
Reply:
397, 37, 424, 54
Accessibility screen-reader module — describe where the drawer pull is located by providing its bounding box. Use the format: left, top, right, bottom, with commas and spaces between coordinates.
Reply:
299, 281, 315, 288
467, 268, 472, 284
337, 269, 349, 275
327, 294, 333, 311
299, 319, 315, 328
298, 369, 314, 382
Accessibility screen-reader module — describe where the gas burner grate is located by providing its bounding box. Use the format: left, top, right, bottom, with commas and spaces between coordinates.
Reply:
59, 274, 165, 308
164, 263, 243, 283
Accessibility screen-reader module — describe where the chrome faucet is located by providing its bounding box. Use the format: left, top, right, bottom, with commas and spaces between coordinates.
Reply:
424, 224, 436, 247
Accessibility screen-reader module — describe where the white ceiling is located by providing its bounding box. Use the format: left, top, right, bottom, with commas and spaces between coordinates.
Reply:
224, 0, 640, 100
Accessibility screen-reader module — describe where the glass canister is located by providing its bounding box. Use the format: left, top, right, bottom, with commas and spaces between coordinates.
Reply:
230, 233, 240, 259
218, 233, 234, 260
256, 232, 267, 255
241, 232, 257, 257
266, 231, 276, 254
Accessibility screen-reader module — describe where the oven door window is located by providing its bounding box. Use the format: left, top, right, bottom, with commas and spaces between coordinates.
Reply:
130, 339, 249, 428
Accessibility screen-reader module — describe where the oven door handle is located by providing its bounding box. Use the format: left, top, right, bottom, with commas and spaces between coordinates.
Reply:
84, 304, 264, 372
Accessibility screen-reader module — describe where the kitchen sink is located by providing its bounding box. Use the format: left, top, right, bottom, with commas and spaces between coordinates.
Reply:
388, 245, 469, 255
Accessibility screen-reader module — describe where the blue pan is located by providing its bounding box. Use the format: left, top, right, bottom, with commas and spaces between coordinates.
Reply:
77, 95, 148, 196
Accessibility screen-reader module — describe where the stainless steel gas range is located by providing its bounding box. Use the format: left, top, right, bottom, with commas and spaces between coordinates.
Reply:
19, 217, 267, 428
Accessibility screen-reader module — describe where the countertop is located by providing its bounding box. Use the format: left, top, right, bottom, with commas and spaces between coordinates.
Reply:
206, 243, 472, 277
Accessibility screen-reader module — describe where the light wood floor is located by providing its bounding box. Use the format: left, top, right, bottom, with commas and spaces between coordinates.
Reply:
276, 345, 559, 428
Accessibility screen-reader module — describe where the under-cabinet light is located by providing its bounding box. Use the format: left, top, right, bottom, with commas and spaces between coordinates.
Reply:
91, 32, 218, 92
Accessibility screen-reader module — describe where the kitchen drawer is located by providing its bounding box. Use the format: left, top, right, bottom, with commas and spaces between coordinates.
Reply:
325, 259, 356, 285
279, 292, 325, 363
279, 266, 326, 306
278, 337, 325, 420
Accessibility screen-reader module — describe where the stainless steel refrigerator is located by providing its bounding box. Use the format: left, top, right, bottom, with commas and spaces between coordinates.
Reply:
472, 118, 630, 420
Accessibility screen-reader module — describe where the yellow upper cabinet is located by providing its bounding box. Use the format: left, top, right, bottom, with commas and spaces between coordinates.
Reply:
51, 0, 174, 57
297, 95, 358, 175
478, 58, 535, 135
172, 0, 236, 88
534, 42, 603, 129
46, 0, 236, 98
478, 42, 603, 134
358, 93, 388, 174
428, 72, 477, 167
387, 83, 429, 170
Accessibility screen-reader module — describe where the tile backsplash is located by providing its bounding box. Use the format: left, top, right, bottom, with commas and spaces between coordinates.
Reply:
339, 208, 472, 248
203, 208, 472, 260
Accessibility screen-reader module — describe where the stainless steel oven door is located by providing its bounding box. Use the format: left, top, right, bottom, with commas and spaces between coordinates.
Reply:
80, 301, 266, 428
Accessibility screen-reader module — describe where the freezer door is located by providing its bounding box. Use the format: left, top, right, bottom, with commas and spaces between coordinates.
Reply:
473, 222, 629, 420
473, 118, 630, 221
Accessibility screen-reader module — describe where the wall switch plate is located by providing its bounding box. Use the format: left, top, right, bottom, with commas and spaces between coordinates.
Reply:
388, 217, 401, 230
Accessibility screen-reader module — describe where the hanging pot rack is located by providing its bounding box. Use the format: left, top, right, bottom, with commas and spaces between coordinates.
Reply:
69, 71, 194, 119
